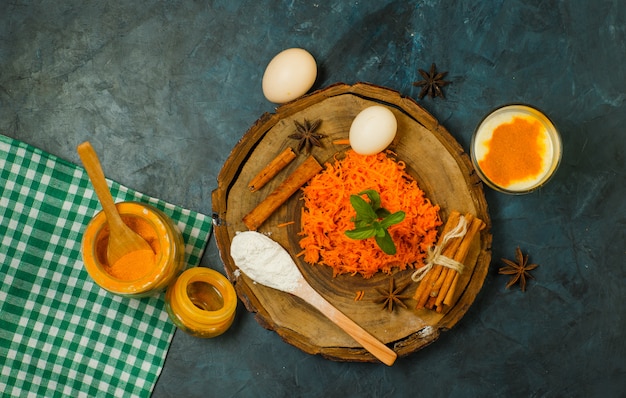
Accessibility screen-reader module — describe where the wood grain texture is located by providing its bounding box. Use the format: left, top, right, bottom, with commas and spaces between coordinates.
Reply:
212, 82, 492, 362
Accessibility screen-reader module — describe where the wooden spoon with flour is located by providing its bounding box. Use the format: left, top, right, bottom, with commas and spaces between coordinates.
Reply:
230, 231, 397, 366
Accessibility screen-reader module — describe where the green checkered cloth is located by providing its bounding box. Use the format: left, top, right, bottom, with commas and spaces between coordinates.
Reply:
0, 135, 213, 397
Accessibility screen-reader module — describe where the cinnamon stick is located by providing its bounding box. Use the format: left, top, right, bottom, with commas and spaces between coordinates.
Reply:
440, 217, 486, 309
413, 211, 461, 309
433, 216, 485, 312
414, 211, 486, 312
416, 265, 442, 309
428, 215, 470, 298
248, 147, 297, 192
431, 213, 475, 307
429, 268, 445, 297
243, 155, 322, 231
433, 268, 457, 309
442, 274, 459, 309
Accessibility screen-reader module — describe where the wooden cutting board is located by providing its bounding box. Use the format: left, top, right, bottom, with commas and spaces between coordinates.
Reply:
212, 82, 492, 362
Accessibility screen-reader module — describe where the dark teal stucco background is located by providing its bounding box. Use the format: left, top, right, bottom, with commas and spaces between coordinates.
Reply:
1, 1, 624, 396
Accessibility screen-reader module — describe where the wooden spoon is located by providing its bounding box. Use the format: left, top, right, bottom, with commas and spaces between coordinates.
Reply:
291, 280, 397, 366
77, 141, 153, 266
231, 231, 397, 366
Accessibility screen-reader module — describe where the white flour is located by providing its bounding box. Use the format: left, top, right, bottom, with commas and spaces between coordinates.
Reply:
230, 231, 302, 293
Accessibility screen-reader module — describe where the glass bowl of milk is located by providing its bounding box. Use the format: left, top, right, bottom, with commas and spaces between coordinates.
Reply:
471, 104, 562, 194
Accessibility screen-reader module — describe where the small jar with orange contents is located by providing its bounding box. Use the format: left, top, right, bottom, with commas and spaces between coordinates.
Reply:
81, 201, 185, 297
471, 104, 562, 194
164, 267, 237, 338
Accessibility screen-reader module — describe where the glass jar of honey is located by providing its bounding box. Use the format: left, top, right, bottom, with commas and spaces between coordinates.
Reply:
164, 267, 237, 338
81, 201, 185, 297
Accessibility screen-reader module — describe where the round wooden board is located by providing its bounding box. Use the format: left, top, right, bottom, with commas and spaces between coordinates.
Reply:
212, 82, 492, 363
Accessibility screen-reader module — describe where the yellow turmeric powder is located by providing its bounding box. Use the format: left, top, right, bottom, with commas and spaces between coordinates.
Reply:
478, 116, 546, 188
108, 249, 155, 280
96, 215, 160, 281
82, 202, 186, 297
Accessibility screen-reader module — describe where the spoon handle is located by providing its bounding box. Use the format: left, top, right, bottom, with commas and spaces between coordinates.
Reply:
294, 282, 397, 366
77, 142, 125, 233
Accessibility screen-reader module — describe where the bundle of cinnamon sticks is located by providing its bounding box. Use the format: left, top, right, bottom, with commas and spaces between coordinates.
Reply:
413, 211, 485, 313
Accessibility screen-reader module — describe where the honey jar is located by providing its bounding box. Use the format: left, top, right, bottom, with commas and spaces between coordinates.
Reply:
81, 201, 185, 297
164, 267, 237, 338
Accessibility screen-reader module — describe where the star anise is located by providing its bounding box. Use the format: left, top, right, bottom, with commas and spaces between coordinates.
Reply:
288, 118, 326, 154
499, 246, 539, 292
374, 277, 411, 312
412, 63, 450, 99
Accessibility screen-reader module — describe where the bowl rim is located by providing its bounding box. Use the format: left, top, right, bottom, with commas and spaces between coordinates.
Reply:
470, 103, 562, 195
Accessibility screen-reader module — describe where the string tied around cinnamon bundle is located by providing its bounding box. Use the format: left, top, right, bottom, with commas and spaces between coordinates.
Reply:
411, 215, 468, 282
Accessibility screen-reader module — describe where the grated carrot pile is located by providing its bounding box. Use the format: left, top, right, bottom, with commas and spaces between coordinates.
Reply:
298, 150, 441, 278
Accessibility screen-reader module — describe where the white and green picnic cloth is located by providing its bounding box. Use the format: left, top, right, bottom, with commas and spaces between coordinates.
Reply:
0, 135, 213, 397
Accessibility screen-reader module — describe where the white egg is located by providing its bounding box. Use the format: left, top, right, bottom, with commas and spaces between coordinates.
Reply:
349, 106, 398, 155
262, 48, 317, 104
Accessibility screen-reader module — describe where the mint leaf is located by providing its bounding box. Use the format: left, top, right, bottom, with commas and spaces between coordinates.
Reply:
344, 189, 405, 255
375, 208, 391, 219
345, 226, 377, 240
372, 223, 385, 237
353, 218, 369, 228
375, 230, 397, 255
358, 189, 381, 210
379, 211, 405, 229
349, 194, 377, 223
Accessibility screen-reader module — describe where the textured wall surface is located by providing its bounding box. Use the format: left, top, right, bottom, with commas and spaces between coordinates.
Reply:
1, 1, 624, 396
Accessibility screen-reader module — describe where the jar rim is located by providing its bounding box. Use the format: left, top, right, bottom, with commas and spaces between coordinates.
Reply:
470, 103, 562, 194
81, 201, 177, 295
168, 267, 237, 326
